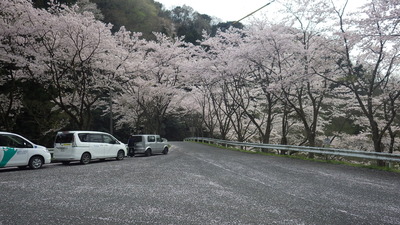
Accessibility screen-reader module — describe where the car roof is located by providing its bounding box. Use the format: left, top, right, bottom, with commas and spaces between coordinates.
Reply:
57, 131, 110, 134
132, 134, 159, 136
0, 132, 34, 143
0, 131, 24, 136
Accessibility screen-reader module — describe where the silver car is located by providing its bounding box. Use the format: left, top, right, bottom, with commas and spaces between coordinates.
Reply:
127, 135, 169, 157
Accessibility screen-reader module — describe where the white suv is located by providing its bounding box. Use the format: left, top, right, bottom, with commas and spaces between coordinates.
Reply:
127, 135, 169, 157
0, 132, 51, 169
54, 131, 127, 165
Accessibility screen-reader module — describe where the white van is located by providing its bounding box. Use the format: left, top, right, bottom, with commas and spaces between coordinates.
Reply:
53, 131, 127, 165
0, 132, 51, 169
127, 134, 169, 157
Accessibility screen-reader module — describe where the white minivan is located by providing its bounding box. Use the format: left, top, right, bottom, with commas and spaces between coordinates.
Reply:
53, 131, 127, 165
0, 132, 51, 169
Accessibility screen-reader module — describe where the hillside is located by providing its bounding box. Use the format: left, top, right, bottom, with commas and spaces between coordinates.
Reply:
32, 0, 233, 42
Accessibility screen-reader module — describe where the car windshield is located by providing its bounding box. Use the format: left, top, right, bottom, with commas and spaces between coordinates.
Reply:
55, 133, 74, 143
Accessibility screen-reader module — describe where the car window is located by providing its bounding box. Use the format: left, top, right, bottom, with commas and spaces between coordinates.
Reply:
103, 135, 114, 144
147, 136, 155, 143
132, 136, 142, 142
156, 137, 162, 142
0, 134, 33, 148
0, 135, 8, 146
88, 134, 103, 143
55, 133, 74, 143
78, 133, 89, 142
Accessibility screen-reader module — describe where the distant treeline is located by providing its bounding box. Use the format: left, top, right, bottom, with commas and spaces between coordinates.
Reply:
32, 0, 243, 42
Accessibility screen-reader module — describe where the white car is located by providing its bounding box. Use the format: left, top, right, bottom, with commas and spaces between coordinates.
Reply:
0, 132, 51, 169
53, 131, 127, 165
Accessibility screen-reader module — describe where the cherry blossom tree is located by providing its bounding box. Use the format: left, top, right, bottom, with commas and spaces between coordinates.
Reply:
275, 0, 338, 149
1, 0, 123, 130
195, 83, 232, 139
0, 0, 46, 130
222, 79, 257, 142
108, 27, 147, 133
329, 0, 400, 160
195, 28, 258, 141
114, 33, 194, 134
0, 69, 22, 131
30, 2, 121, 129
2, 0, 399, 155
238, 24, 296, 145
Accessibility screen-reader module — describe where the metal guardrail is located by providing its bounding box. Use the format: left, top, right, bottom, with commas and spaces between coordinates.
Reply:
184, 137, 400, 163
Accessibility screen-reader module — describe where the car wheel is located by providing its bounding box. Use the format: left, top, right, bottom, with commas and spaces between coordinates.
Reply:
80, 152, 91, 164
162, 147, 169, 155
145, 149, 152, 157
28, 156, 43, 169
116, 150, 124, 160
61, 161, 71, 165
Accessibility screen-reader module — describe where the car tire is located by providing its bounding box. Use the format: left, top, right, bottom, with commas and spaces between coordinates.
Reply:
80, 152, 91, 165
116, 150, 124, 160
28, 156, 43, 169
145, 149, 152, 157
162, 147, 169, 155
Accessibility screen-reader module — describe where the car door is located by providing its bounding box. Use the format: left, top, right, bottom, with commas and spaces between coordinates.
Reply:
154, 136, 164, 153
0, 134, 30, 167
102, 134, 118, 157
87, 133, 106, 158
147, 135, 157, 152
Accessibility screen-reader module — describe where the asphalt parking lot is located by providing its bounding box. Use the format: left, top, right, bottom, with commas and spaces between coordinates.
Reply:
1, 142, 400, 224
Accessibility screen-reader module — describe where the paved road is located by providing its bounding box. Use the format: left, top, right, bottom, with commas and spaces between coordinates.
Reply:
1, 141, 399, 224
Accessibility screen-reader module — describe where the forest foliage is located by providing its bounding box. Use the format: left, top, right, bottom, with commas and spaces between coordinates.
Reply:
32, 0, 234, 41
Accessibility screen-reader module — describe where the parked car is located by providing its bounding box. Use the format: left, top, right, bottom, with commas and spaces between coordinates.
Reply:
127, 134, 169, 157
53, 131, 127, 165
0, 132, 51, 169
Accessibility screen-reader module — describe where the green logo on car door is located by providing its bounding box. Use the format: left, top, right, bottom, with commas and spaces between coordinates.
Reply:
0, 147, 18, 167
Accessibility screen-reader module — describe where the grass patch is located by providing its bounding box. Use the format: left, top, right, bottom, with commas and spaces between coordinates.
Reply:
189, 141, 400, 173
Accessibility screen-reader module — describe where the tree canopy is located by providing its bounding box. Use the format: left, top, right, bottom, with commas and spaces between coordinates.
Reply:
1, 0, 399, 162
